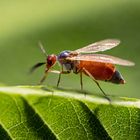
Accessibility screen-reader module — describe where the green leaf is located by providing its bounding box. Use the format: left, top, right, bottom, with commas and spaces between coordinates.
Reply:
0, 86, 140, 140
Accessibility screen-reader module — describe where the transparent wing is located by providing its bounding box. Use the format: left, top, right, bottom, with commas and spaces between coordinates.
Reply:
68, 54, 135, 66
75, 39, 120, 53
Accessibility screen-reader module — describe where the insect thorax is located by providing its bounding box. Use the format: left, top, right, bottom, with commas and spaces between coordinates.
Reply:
57, 50, 78, 72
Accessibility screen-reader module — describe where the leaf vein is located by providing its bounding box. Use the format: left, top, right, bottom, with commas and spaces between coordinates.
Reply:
69, 100, 89, 139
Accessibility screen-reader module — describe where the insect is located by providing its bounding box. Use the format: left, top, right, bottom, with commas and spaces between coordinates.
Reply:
30, 39, 135, 98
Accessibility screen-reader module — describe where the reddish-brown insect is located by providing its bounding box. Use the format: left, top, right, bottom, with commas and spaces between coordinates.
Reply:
30, 39, 135, 98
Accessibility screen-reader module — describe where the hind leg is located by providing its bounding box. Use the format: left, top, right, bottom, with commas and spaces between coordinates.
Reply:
81, 68, 110, 101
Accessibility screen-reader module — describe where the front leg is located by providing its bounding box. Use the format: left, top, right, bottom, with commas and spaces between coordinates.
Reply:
38, 68, 49, 85
57, 65, 71, 87
39, 70, 60, 85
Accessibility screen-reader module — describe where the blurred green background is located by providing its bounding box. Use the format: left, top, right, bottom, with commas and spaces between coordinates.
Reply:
0, 0, 139, 98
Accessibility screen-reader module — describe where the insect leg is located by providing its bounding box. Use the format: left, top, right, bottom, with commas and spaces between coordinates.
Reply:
73, 66, 84, 91
80, 71, 87, 97
57, 65, 63, 87
80, 71, 83, 90
73, 66, 83, 90
82, 68, 110, 101
57, 65, 71, 87
39, 74, 47, 84
38, 70, 60, 85
38, 69, 48, 85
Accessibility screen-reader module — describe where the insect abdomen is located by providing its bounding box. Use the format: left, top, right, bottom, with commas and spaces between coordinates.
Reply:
77, 61, 115, 81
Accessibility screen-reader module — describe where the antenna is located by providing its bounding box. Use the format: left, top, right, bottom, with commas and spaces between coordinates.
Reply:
38, 41, 48, 57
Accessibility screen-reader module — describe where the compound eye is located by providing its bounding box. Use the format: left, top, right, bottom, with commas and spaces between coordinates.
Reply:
47, 59, 53, 65
47, 55, 57, 67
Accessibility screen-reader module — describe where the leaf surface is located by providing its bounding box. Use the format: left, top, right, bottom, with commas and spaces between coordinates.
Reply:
0, 86, 140, 140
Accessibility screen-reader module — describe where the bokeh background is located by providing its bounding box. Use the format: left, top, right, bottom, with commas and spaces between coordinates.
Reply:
0, 0, 139, 98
